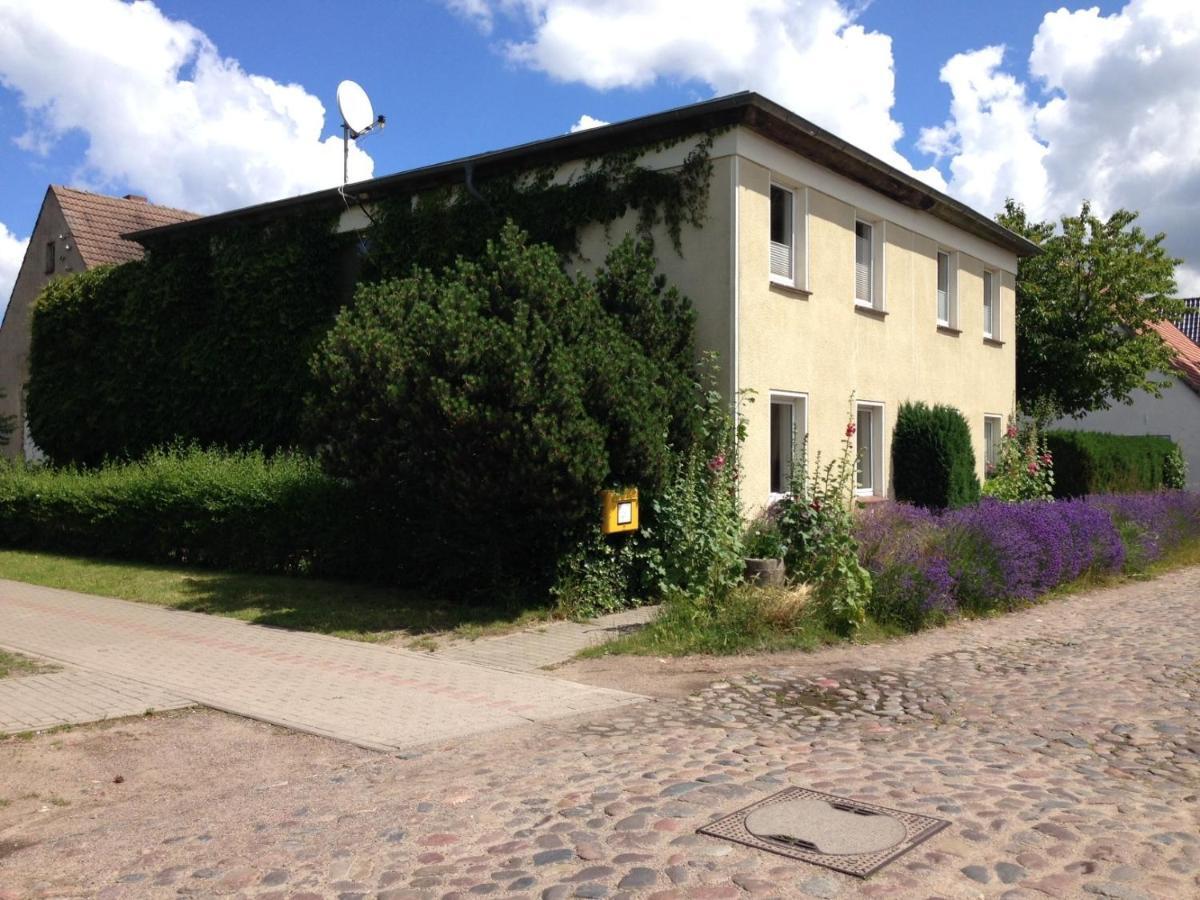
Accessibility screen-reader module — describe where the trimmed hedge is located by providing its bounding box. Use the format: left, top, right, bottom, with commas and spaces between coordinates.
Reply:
1046, 430, 1181, 497
891, 401, 980, 510
0, 448, 395, 580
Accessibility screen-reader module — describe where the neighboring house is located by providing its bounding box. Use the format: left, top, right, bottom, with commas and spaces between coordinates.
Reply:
125, 92, 1037, 508
0, 187, 197, 461
1175, 297, 1200, 344
1050, 320, 1200, 491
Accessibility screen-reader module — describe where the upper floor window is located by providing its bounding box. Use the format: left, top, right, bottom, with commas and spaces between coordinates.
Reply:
770, 185, 793, 283
937, 250, 956, 327
983, 269, 999, 339
44, 240, 55, 275
855, 221, 873, 305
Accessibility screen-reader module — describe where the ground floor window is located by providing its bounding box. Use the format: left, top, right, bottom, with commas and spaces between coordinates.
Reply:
855, 402, 884, 496
769, 393, 807, 495
984, 415, 1002, 474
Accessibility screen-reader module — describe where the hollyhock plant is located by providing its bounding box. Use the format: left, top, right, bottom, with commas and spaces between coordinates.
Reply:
982, 417, 1054, 501
773, 402, 872, 633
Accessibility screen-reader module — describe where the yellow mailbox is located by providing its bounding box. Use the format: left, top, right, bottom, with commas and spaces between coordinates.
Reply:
600, 488, 639, 534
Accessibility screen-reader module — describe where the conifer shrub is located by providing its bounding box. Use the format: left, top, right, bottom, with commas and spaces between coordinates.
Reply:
891, 401, 980, 510
307, 224, 702, 594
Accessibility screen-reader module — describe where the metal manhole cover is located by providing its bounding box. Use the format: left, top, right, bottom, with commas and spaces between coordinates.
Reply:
698, 787, 949, 878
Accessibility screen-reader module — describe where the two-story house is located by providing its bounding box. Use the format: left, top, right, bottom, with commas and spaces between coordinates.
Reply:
122, 93, 1037, 506
570, 95, 1035, 507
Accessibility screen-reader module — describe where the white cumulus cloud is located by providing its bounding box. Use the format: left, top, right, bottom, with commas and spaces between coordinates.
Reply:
923, 0, 1200, 292
0, 222, 28, 320
447, 0, 946, 188
0, 0, 374, 215
569, 114, 608, 133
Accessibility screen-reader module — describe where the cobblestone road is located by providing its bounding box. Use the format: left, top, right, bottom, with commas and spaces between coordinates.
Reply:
1, 569, 1198, 899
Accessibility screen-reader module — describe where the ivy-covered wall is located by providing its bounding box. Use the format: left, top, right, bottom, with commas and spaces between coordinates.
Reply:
28, 217, 350, 465
26, 134, 716, 466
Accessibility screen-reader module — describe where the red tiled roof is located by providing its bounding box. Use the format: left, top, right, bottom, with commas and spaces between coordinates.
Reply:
51, 186, 197, 268
1148, 320, 1200, 396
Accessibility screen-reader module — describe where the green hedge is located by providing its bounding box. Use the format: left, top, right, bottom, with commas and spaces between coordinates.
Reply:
0, 448, 395, 580
1046, 430, 1181, 497
891, 401, 980, 510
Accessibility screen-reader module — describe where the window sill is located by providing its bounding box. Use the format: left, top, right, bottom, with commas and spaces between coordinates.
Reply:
854, 303, 887, 320
936, 324, 961, 336
983, 336, 1005, 347
855, 494, 886, 505
769, 280, 811, 299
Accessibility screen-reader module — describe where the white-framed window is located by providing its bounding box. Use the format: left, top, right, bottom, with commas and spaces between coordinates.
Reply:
983, 269, 999, 339
855, 402, 885, 496
937, 249, 957, 327
984, 415, 1002, 473
770, 184, 794, 283
769, 392, 808, 496
854, 216, 885, 309
854, 220, 873, 305
769, 182, 807, 289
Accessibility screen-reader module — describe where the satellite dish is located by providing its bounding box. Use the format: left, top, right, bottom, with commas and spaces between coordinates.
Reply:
337, 80, 375, 136
336, 80, 386, 185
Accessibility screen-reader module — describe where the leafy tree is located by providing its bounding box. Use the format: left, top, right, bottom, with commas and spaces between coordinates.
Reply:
998, 200, 1185, 420
997, 200, 1183, 420
307, 223, 699, 594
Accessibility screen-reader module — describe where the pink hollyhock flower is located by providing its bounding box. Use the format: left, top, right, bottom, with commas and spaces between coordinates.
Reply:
845, 422, 856, 438
1027, 461, 1038, 474
1006, 424, 1019, 439
708, 453, 726, 472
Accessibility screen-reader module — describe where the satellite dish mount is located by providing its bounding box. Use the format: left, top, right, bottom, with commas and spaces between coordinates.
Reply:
337, 80, 385, 185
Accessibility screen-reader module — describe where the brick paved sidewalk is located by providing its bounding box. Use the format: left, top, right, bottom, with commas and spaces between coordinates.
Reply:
0, 667, 190, 734
0, 579, 643, 751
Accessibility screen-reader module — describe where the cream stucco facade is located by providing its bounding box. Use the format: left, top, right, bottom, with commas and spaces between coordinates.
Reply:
576, 125, 1020, 512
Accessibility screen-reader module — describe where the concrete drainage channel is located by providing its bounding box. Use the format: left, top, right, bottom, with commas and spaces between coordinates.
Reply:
698, 787, 950, 878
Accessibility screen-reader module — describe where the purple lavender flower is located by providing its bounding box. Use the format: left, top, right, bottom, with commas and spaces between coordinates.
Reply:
851, 492, 1195, 625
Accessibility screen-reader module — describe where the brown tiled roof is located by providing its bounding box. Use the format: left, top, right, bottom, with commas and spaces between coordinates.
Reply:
51, 186, 197, 268
1148, 320, 1200, 396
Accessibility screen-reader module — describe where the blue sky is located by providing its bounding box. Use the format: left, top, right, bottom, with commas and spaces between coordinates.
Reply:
2, 0, 1194, 311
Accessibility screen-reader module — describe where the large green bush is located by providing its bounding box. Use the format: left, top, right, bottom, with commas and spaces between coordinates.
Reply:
1046, 430, 1181, 497
27, 217, 349, 465
307, 224, 701, 593
0, 447, 392, 578
891, 401, 980, 509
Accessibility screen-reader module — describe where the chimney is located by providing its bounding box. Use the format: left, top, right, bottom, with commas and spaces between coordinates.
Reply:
123, 194, 148, 203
